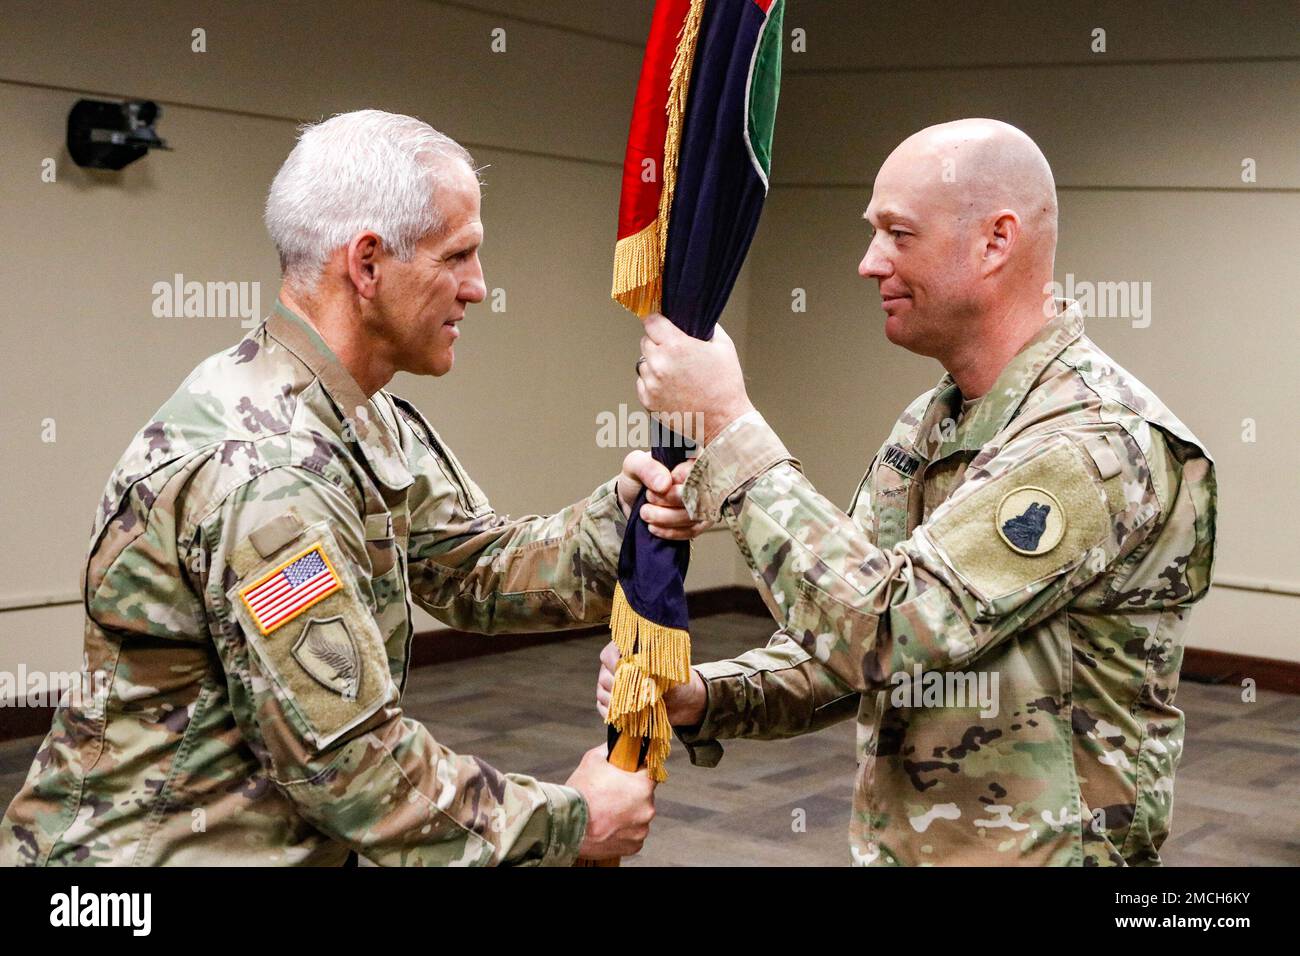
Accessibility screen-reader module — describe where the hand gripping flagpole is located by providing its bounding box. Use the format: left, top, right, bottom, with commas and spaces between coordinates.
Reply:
603, 0, 704, 785
577, 0, 782, 866
573, 0, 704, 869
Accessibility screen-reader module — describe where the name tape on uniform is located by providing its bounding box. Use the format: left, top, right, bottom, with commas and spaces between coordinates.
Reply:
881, 443, 922, 479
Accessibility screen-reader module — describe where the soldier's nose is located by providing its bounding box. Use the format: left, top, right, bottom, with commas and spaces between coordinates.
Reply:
859, 246, 890, 280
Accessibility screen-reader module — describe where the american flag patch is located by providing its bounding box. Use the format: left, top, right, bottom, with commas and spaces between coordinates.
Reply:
239, 543, 342, 635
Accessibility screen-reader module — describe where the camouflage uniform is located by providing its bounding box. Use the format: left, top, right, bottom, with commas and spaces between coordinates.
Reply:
677, 301, 1217, 866
1, 298, 628, 866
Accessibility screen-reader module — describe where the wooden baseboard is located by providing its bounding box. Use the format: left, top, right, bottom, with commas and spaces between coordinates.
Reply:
0, 704, 60, 742
682, 584, 768, 619
1180, 647, 1300, 695
407, 622, 605, 668
5, 590, 1295, 742
408, 585, 766, 667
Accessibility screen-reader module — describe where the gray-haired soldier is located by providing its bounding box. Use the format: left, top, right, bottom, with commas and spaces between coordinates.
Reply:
2, 110, 703, 866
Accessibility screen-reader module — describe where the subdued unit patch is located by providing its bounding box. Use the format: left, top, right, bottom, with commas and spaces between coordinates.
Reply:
996, 486, 1065, 555
925, 436, 1110, 603
293, 616, 361, 697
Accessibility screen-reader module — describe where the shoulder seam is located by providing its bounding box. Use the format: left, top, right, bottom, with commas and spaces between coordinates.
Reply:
1059, 361, 1164, 515
1054, 347, 1152, 429
189, 460, 361, 538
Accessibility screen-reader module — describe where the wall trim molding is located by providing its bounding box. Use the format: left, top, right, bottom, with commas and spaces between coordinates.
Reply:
786, 53, 1300, 77
0, 706, 60, 743
4, 586, 1296, 742
1180, 647, 1300, 696
407, 585, 769, 668
0, 76, 624, 172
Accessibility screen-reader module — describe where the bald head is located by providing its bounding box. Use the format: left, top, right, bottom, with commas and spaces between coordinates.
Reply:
875, 118, 1057, 271
859, 120, 1061, 380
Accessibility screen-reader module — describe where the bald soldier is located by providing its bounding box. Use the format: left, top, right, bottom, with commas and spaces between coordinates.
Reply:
604, 119, 1218, 865
1, 110, 705, 866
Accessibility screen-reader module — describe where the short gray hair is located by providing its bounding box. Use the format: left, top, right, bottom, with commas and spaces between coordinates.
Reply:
265, 109, 476, 289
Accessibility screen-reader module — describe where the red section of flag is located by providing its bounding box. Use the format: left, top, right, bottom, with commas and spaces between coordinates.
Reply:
616, 0, 693, 241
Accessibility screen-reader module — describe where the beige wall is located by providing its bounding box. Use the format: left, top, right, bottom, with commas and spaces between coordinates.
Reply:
1, 0, 1296, 675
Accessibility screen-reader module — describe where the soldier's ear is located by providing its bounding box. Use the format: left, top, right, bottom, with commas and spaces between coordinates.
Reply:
980, 211, 1020, 275
346, 231, 383, 299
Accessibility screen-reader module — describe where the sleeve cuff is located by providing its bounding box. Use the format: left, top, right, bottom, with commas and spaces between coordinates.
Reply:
582, 476, 629, 577
671, 661, 753, 767
683, 411, 799, 523
590, 475, 628, 528
534, 781, 589, 867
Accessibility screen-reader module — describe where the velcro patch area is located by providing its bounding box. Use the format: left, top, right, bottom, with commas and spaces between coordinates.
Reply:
925, 435, 1110, 603
230, 527, 391, 749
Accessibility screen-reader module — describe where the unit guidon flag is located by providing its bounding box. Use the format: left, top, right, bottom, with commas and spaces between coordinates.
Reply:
605, 0, 783, 782
239, 544, 342, 635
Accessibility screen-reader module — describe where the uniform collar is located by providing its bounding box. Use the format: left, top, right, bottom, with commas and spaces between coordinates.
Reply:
916, 299, 1086, 461
266, 297, 413, 492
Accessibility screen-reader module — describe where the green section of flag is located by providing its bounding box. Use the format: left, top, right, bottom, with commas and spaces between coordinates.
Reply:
747, 0, 784, 180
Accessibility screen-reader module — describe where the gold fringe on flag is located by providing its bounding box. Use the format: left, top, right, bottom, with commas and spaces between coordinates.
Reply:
656, 0, 703, 271
611, 222, 662, 317
605, 583, 692, 782
610, 0, 706, 317
604, 0, 705, 782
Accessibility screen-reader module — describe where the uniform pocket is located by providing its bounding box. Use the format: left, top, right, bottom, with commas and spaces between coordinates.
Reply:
366, 535, 396, 576
788, 577, 882, 693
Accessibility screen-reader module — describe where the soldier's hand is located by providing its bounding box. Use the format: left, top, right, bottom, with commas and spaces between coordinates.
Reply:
637, 315, 755, 445
566, 744, 656, 859
597, 640, 707, 727
618, 451, 712, 540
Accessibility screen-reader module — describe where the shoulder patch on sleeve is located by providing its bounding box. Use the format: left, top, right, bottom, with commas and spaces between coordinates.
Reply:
926, 435, 1110, 603
239, 542, 342, 635
229, 526, 391, 749
996, 486, 1065, 555
293, 616, 362, 697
